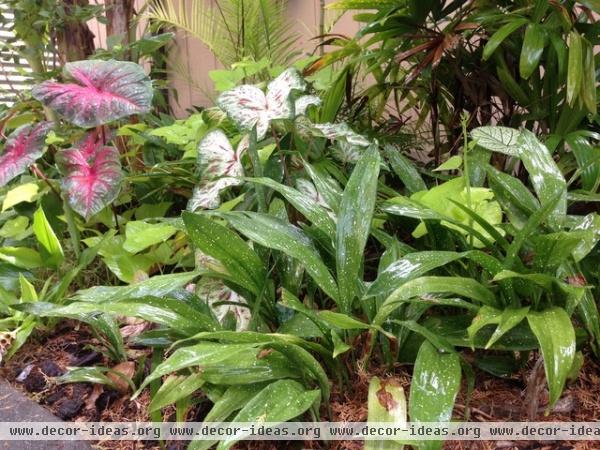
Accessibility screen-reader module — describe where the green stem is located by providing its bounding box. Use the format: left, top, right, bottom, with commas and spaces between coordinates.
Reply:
63, 198, 81, 259
247, 127, 267, 212
461, 113, 474, 247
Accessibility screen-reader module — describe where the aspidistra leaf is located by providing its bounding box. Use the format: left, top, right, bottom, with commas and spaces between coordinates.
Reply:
527, 308, 576, 409
0, 122, 53, 187
32, 60, 153, 127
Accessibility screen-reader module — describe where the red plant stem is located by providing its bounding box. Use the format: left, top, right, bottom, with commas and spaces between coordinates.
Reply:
30, 164, 61, 198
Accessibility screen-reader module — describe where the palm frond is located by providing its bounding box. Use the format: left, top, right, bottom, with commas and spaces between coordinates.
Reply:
145, 0, 299, 68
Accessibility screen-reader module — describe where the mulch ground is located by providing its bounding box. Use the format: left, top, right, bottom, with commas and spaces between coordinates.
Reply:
1, 322, 599, 450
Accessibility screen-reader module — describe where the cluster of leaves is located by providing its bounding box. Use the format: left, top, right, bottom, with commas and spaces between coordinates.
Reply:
0, 3, 599, 449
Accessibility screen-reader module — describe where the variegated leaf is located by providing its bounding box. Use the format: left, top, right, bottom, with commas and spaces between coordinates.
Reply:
295, 95, 321, 116
197, 130, 244, 178
56, 134, 123, 219
189, 130, 246, 211
0, 122, 53, 187
0, 331, 15, 364
311, 122, 370, 163
189, 177, 242, 211
196, 279, 251, 331
217, 68, 306, 139
32, 60, 153, 128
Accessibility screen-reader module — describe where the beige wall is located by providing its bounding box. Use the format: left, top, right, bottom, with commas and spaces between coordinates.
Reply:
89, 0, 358, 117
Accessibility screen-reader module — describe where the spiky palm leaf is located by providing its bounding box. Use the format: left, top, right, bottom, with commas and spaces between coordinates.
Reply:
146, 0, 298, 67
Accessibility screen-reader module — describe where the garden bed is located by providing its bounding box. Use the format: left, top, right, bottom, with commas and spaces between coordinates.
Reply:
2, 322, 599, 450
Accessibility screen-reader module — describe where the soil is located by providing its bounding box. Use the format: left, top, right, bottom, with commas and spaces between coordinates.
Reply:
1, 322, 599, 450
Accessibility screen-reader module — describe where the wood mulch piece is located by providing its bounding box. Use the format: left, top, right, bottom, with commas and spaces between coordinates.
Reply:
2, 324, 600, 449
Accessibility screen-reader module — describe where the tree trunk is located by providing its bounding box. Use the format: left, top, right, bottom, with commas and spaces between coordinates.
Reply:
105, 0, 135, 47
55, 0, 96, 63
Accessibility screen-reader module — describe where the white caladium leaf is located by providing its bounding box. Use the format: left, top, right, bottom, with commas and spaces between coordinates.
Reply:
189, 177, 242, 211
295, 95, 321, 116
0, 122, 53, 187
217, 68, 306, 139
196, 279, 251, 331
32, 59, 153, 128
311, 122, 371, 163
188, 130, 246, 211
56, 133, 123, 219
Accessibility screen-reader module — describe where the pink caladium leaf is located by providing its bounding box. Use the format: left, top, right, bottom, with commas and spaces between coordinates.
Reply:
0, 122, 53, 187
32, 60, 153, 128
56, 133, 123, 219
217, 68, 305, 139
188, 130, 246, 211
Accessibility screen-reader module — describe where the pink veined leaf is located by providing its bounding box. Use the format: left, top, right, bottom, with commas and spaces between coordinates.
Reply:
0, 122, 53, 187
188, 130, 245, 211
56, 134, 123, 219
217, 68, 306, 139
32, 60, 153, 128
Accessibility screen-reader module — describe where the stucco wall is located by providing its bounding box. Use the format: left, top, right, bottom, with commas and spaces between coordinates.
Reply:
88, 0, 357, 117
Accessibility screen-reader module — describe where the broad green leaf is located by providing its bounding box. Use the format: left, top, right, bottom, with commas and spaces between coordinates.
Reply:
149, 373, 205, 412
83, 235, 153, 283
567, 31, 582, 105
486, 165, 539, 228
366, 376, 406, 450
183, 212, 266, 295
137, 343, 297, 394
2, 183, 39, 211
516, 130, 566, 225
219, 211, 339, 302
388, 177, 503, 248
123, 221, 177, 254
367, 251, 469, 299
383, 144, 426, 194
318, 310, 370, 329
567, 135, 600, 193
519, 23, 546, 79
33, 207, 64, 267
468, 306, 530, 349
19, 273, 37, 302
0, 247, 43, 269
23, 297, 218, 336
188, 384, 268, 450
581, 38, 597, 114
303, 160, 343, 214
374, 276, 496, 326
483, 18, 528, 60
527, 308, 576, 409
72, 271, 201, 302
218, 380, 320, 450
336, 146, 380, 312
409, 341, 461, 450
433, 155, 462, 171
0, 216, 29, 240
331, 330, 351, 358
56, 367, 118, 390
247, 177, 336, 239
474, 127, 566, 226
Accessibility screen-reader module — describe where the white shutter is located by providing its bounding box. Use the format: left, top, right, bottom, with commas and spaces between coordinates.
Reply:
0, 6, 55, 106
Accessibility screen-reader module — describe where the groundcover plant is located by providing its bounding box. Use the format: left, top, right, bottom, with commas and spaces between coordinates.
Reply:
0, 2, 599, 450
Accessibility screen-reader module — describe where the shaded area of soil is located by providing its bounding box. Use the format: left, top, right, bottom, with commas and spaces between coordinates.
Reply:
1, 324, 600, 449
